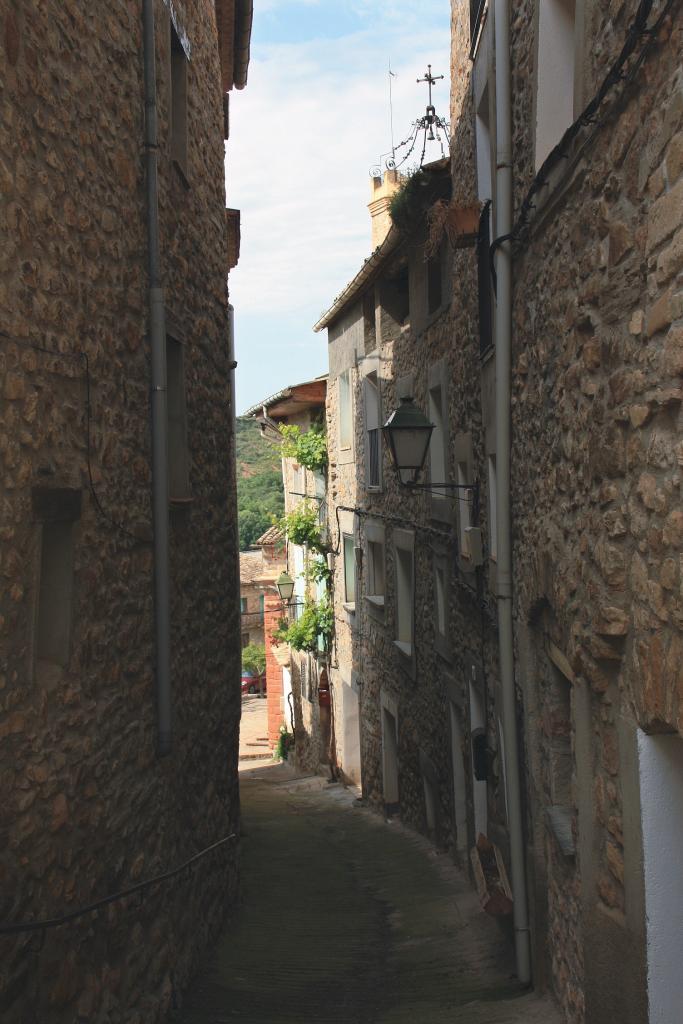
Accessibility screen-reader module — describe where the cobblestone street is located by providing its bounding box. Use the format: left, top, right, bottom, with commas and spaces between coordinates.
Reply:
178, 759, 560, 1024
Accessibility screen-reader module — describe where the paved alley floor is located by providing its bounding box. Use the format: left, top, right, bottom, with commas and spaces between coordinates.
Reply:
178, 763, 561, 1024
239, 695, 270, 762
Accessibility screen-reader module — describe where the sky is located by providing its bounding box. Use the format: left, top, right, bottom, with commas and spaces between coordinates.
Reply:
226, 0, 451, 414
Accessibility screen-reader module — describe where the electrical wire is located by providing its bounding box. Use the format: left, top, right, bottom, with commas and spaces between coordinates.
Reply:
0, 832, 237, 939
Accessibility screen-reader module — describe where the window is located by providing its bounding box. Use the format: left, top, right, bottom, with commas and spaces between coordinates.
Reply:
167, 336, 190, 500
240, 597, 247, 614
470, 0, 487, 51
427, 250, 442, 315
367, 541, 385, 601
435, 564, 447, 639
36, 520, 74, 667
170, 22, 188, 174
535, 0, 577, 170
343, 534, 356, 606
475, 84, 493, 203
32, 488, 81, 675
363, 372, 381, 490
338, 370, 352, 451
258, 594, 265, 620
487, 455, 497, 561
428, 380, 447, 497
365, 521, 385, 620
393, 530, 414, 658
290, 461, 305, 495
457, 461, 471, 558
433, 547, 450, 661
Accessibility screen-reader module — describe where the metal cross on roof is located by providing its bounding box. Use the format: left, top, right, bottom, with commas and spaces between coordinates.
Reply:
370, 62, 450, 177
417, 65, 444, 112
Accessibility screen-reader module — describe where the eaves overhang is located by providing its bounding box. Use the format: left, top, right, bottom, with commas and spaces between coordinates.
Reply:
216, 0, 253, 93
243, 375, 328, 420
312, 226, 401, 334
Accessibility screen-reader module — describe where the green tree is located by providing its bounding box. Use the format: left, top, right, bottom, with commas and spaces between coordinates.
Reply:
242, 643, 266, 676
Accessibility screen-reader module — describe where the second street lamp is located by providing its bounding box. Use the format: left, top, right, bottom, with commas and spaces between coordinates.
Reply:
275, 570, 295, 604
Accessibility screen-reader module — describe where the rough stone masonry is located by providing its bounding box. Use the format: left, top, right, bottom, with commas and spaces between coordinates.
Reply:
0, 1, 242, 1020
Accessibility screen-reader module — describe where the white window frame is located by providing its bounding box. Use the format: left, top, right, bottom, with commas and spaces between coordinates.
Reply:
427, 359, 451, 523
393, 528, 414, 662
342, 533, 356, 609
338, 370, 353, 454
457, 461, 471, 557
534, 0, 578, 170
365, 520, 386, 621
363, 368, 382, 492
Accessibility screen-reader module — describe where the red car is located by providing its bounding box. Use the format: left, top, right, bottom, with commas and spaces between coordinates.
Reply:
241, 672, 267, 697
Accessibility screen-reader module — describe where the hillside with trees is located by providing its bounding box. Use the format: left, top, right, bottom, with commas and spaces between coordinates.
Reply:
236, 417, 284, 550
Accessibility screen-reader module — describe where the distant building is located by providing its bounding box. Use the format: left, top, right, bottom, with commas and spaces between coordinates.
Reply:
239, 550, 267, 649
246, 377, 329, 766
0, 1, 251, 1019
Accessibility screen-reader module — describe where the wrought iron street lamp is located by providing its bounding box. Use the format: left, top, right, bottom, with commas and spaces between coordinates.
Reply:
381, 396, 434, 486
382, 396, 479, 502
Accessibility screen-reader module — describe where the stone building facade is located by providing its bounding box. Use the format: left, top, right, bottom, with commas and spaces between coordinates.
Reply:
451, 0, 683, 1020
315, 157, 507, 854
239, 550, 267, 649
0, 1, 250, 1020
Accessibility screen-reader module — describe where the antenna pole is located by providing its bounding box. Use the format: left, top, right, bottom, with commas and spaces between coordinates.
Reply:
389, 60, 396, 159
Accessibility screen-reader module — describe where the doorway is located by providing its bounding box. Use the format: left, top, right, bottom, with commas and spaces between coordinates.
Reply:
469, 682, 487, 838
449, 702, 468, 852
382, 706, 399, 812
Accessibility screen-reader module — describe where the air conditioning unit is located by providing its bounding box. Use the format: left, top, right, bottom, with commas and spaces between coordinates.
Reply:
465, 527, 484, 567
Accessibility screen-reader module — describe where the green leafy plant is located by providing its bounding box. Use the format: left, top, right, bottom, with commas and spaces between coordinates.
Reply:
242, 642, 266, 676
274, 726, 294, 761
270, 598, 333, 654
270, 617, 290, 646
389, 167, 448, 238
303, 556, 332, 586
279, 501, 327, 553
278, 423, 328, 472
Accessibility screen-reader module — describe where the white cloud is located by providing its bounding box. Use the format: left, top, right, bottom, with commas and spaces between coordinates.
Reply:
226, 1, 450, 410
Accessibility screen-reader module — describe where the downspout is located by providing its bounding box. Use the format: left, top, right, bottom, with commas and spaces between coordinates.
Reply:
143, 0, 172, 755
493, 0, 530, 984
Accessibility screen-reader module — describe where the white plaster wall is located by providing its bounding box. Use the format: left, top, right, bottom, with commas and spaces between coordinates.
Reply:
282, 667, 293, 732
340, 681, 361, 784
638, 729, 683, 1023
535, 0, 576, 168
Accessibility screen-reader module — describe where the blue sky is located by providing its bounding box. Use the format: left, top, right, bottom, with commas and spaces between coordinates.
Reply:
226, 0, 451, 413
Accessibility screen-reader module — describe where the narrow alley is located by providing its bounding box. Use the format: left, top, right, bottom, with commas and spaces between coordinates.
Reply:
178, 703, 559, 1024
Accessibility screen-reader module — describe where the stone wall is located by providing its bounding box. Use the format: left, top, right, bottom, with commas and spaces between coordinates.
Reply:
0, 1, 241, 1020
458, 0, 683, 1020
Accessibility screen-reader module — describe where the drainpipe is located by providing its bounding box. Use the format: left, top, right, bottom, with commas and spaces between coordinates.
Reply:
143, 0, 172, 756
493, 0, 530, 984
